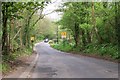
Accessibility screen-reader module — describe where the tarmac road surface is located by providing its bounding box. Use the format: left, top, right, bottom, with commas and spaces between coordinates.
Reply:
31, 42, 118, 78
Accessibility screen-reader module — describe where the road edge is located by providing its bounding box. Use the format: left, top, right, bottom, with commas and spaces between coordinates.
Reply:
19, 52, 39, 78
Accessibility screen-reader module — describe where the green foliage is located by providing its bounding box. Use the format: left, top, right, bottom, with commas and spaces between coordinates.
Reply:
2, 63, 11, 73
34, 17, 57, 40
2, 47, 32, 74
3, 48, 32, 63
0, 64, 2, 71
83, 43, 118, 59
12, 40, 19, 50
52, 42, 118, 60
55, 2, 119, 60
52, 41, 73, 52
24, 48, 33, 56
1, 1, 54, 73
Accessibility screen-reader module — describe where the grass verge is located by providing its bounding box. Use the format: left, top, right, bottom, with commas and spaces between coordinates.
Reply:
51, 43, 72, 52
2, 48, 32, 75
51, 42, 119, 62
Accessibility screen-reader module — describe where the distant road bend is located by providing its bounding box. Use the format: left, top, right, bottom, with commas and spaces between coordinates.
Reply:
31, 42, 118, 78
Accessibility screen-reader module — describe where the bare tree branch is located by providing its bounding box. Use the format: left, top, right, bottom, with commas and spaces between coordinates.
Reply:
32, 10, 55, 27
43, 10, 55, 16
31, 7, 44, 27
28, 7, 42, 20
12, 28, 21, 40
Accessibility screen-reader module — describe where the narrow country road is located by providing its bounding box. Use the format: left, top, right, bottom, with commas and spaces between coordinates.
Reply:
31, 42, 118, 78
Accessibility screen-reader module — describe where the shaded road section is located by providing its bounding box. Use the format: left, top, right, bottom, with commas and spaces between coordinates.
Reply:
31, 42, 118, 78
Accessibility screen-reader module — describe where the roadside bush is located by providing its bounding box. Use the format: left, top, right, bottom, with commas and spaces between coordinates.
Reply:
83, 43, 118, 59
52, 42, 73, 52
2, 47, 33, 74
52, 41, 118, 60
2, 62, 11, 73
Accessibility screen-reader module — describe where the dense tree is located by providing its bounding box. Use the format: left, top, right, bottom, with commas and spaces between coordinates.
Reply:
1, 1, 49, 55
57, 2, 119, 57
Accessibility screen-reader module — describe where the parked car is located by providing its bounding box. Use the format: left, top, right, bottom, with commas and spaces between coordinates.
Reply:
44, 38, 49, 43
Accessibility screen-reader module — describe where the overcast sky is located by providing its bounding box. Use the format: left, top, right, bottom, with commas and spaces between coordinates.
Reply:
43, 0, 63, 21
42, 0, 118, 21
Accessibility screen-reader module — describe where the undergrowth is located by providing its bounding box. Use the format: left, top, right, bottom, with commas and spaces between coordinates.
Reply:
51, 42, 119, 60
2, 48, 32, 74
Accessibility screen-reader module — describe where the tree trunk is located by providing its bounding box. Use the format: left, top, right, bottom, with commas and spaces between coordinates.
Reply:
86, 29, 91, 44
74, 23, 80, 47
10, 18, 14, 52
81, 28, 86, 47
2, 3, 9, 55
20, 21, 23, 48
115, 2, 119, 45
0, 2, 2, 55
86, 4, 91, 44
92, 2, 103, 44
